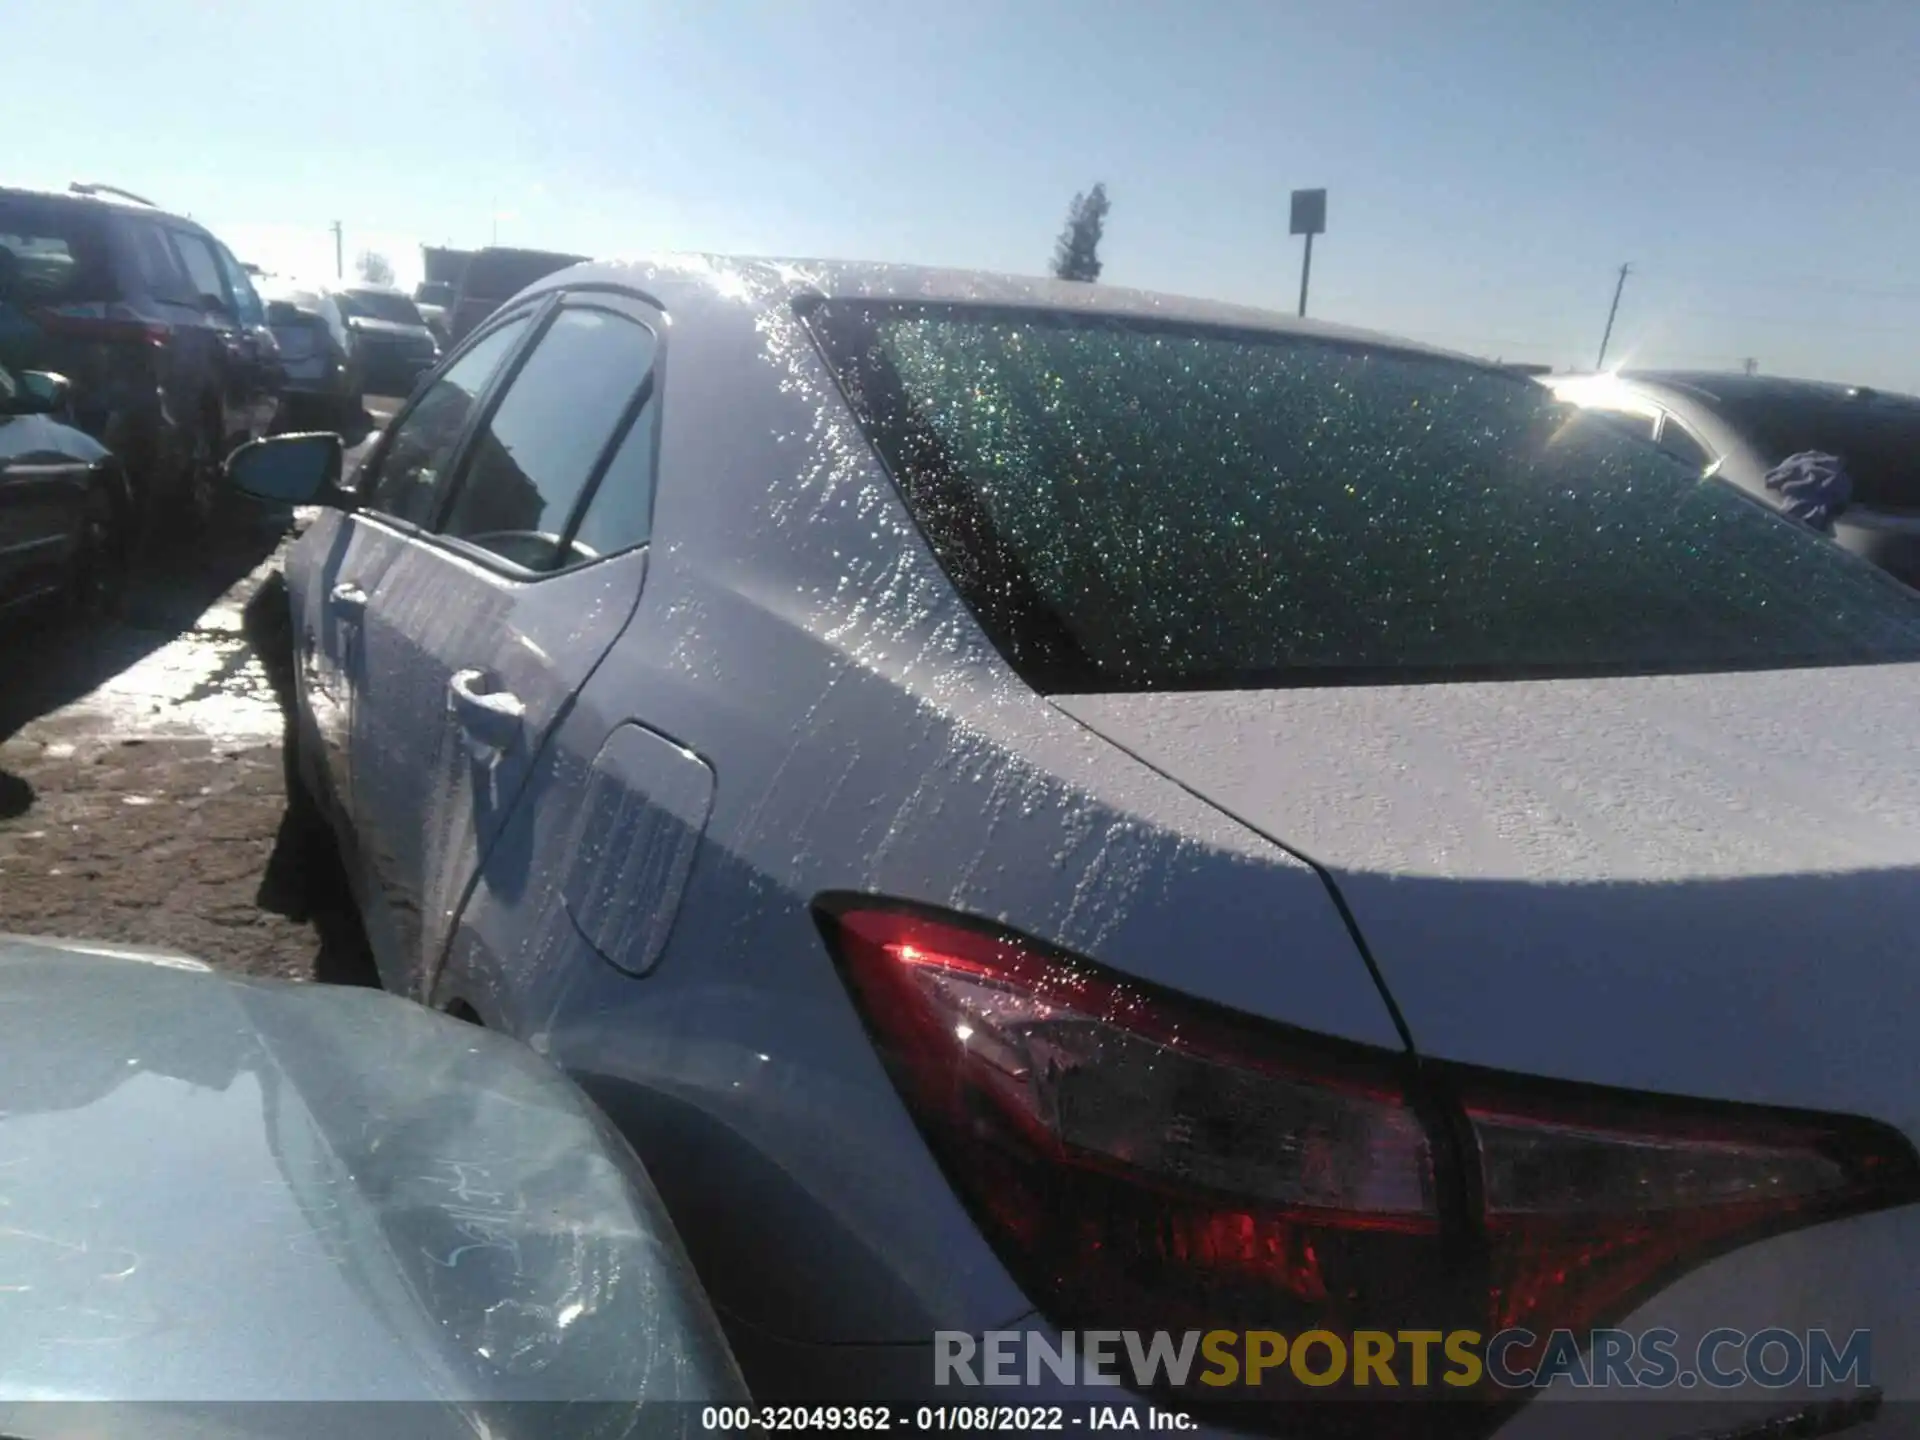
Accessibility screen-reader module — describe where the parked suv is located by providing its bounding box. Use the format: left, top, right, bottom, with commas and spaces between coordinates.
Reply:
261, 283, 363, 430
333, 284, 440, 397
0, 182, 281, 533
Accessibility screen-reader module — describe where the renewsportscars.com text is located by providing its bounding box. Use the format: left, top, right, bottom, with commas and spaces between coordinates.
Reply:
934, 1328, 1874, 1391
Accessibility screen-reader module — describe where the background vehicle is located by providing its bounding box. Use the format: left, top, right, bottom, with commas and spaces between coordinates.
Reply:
333, 284, 439, 396
262, 284, 362, 430
0, 182, 280, 533
0, 364, 132, 616
413, 279, 455, 345
236, 260, 1920, 1425
0, 933, 748, 1430
444, 246, 586, 345
1547, 370, 1920, 586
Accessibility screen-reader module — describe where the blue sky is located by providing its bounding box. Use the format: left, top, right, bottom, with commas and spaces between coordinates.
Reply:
5, 0, 1918, 387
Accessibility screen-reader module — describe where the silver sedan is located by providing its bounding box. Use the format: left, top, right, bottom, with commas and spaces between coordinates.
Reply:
232, 258, 1920, 1434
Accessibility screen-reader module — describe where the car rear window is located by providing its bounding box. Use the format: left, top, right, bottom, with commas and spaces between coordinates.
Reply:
339, 289, 425, 325
1706, 393, 1920, 511
807, 302, 1920, 691
0, 194, 118, 304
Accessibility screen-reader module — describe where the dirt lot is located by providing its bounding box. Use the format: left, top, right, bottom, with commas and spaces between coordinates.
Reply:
0, 412, 393, 982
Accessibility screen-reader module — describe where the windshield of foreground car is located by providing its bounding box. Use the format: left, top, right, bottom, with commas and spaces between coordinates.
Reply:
338, 288, 425, 326
810, 302, 1920, 692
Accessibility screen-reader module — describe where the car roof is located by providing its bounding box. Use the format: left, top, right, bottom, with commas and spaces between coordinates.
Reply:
0, 181, 198, 229
533, 253, 1475, 362
1559, 368, 1920, 410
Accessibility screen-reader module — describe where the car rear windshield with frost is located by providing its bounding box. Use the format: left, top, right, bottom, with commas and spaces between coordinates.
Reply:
806, 302, 1920, 691
1707, 393, 1920, 511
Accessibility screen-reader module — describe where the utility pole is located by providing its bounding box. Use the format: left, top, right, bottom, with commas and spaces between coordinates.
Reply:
1596, 262, 1631, 370
331, 221, 344, 280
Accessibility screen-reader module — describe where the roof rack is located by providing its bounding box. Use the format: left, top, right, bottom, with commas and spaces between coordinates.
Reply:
69, 182, 157, 207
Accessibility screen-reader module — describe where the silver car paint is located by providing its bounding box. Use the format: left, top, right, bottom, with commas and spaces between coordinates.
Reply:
281, 258, 1920, 1402
1056, 664, 1920, 1137
0, 935, 745, 1429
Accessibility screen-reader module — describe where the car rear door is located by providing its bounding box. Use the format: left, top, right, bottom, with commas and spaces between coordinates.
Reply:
345, 290, 662, 997
296, 314, 536, 839
164, 227, 252, 450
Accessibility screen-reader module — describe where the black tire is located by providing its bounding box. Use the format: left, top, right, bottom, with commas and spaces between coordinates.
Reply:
65, 481, 128, 622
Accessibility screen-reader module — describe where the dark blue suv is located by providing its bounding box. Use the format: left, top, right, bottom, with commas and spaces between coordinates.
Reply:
0, 183, 281, 536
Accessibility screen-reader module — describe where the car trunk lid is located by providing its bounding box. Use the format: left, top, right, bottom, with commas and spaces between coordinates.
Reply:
1054, 662, 1920, 1139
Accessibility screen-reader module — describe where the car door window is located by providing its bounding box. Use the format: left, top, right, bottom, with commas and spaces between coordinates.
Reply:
571, 396, 659, 560
214, 245, 266, 327
120, 219, 195, 304
169, 231, 231, 312
360, 317, 531, 526
438, 306, 657, 571
1656, 414, 1713, 470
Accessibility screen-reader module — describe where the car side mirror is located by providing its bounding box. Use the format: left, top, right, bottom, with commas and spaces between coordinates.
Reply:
225, 433, 354, 509
5, 370, 71, 415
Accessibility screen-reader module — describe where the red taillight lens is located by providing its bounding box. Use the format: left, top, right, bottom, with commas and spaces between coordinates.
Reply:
820, 897, 1920, 1376
823, 901, 1448, 1335
1466, 1091, 1913, 1343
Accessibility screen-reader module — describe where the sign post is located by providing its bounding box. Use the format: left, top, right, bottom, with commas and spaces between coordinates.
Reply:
1290, 188, 1327, 318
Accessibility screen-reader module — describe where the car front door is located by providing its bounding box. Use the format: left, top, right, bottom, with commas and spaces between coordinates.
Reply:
297, 313, 536, 850
346, 292, 662, 997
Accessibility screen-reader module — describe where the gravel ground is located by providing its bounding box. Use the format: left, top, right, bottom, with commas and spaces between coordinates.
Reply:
0, 407, 393, 982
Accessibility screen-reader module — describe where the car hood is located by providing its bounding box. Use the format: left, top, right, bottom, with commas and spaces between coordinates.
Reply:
0, 937, 745, 1432
1054, 663, 1920, 1137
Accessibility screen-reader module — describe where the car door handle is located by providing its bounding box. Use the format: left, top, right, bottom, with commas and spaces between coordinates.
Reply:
448, 668, 525, 752
329, 581, 368, 616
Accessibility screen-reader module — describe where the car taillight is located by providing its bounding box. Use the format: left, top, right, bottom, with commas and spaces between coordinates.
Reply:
818, 898, 1920, 1402
1465, 1087, 1912, 1345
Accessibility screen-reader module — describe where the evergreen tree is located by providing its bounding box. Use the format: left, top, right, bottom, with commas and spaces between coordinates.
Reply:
1050, 183, 1110, 282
